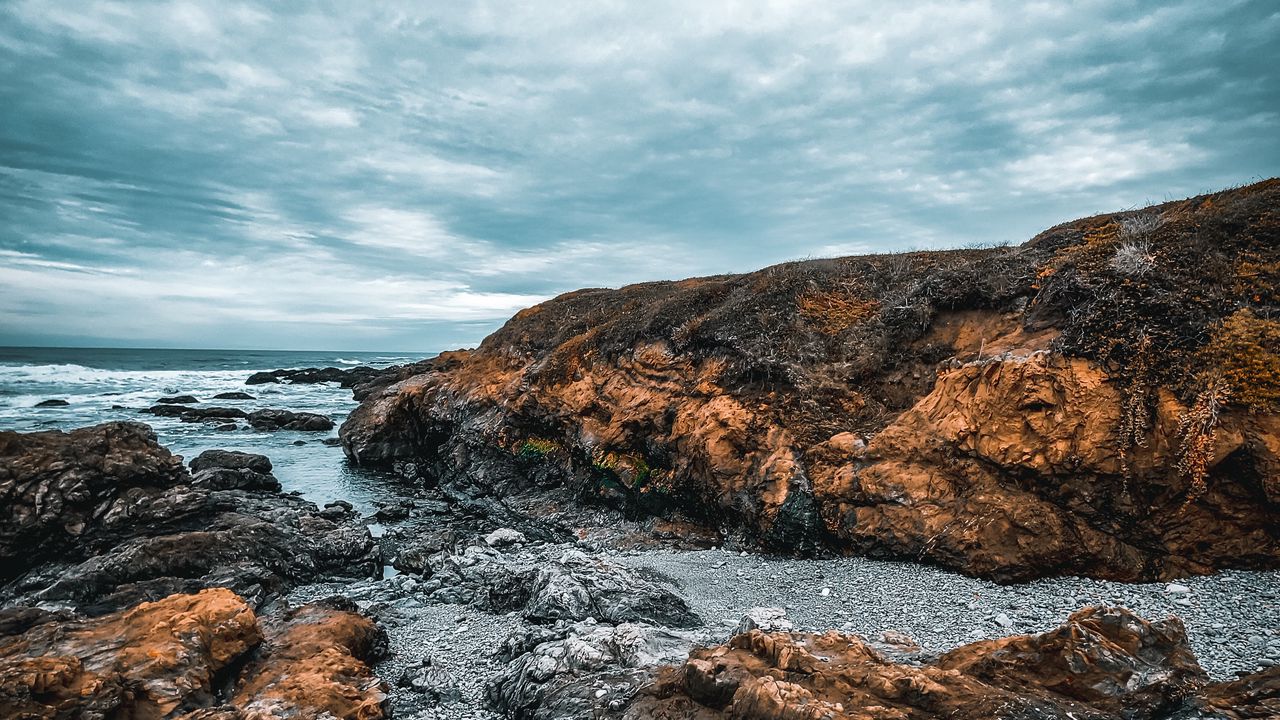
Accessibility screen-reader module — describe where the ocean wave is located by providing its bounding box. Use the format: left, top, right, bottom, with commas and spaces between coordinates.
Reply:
333, 358, 364, 365
0, 363, 249, 387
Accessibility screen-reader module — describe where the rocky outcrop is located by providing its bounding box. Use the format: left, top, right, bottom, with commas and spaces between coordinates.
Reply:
247, 409, 335, 432
341, 180, 1280, 581
245, 360, 437, 400
403, 541, 700, 628
0, 588, 388, 720
144, 404, 249, 422
0, 422, 377, 613
626, 606, 1207, 719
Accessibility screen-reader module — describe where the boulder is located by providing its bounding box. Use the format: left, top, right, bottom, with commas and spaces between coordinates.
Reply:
247, 409, 335, 432
213, 391, 256, 400
34, 399, 69, 407
157, 394, 198, 404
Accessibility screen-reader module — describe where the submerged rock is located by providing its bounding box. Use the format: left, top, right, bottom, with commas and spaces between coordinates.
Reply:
157, 394, 198, 404
248, 408, 335, 432
213, 391, 256, 400
34, 398, 69, 407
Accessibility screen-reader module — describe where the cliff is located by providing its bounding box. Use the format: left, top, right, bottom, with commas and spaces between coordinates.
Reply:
342, 179, 1280, 582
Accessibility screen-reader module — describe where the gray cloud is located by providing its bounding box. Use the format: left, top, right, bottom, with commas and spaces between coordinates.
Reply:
1, 0, 1276, 351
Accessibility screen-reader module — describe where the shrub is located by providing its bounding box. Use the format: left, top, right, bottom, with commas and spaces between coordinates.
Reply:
1109, 240, 1155, 277
797, 289, 881, 335
1199, 308, 1280, 411
1175, 376, 1228, 508
517, 437, 559, 458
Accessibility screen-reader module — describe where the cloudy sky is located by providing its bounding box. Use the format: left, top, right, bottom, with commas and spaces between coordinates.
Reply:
1, 1, 1276, 351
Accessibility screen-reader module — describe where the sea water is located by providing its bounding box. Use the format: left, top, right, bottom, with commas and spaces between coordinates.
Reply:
0, 346, 430, 513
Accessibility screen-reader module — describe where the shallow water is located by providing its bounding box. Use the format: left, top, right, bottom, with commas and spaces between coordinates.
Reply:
0, 346, 429, 514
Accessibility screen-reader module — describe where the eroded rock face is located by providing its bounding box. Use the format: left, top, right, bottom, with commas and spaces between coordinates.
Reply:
627, 606, 1207, 720
0, 588, 388, 720
341, 182, 1280, 581
0, 422, 377, 614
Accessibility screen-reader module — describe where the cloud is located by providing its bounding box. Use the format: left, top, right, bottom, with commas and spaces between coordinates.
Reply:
0, 0, 1276, 350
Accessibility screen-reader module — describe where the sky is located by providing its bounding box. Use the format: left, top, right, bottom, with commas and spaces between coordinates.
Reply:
1, 2, 1276, 352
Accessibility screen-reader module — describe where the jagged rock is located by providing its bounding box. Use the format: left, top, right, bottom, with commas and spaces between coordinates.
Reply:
247, 366, 377, 386
340, 181, 1280, 582
157, 394, 198, 404
34, 399, 69, 407
230, 596, 390, 718
0, 422, 378, 614
1191, 664, 1280, 718
0, 588, 388, 719
488, 619, 694, 719
627, 606, 1208, 719
417, 545, 699, 628
247, 409, 335, 432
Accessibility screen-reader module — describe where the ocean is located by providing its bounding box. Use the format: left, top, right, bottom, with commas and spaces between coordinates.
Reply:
0, 346, 432, 514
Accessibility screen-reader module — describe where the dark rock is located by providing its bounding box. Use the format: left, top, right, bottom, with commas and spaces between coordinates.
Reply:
190, 449, 272, 474
247, 366, 374, 385
34, 399, 69, 407
321, 437, 343, 446
247, 409, 334, 432
293, 440, 306, 446
0, 422, 378, 614
215, 423, 238, 431
372, 500, 413, 523
213, 391, 255, 400
157, 395, 198, 404
143, 405, 248, 421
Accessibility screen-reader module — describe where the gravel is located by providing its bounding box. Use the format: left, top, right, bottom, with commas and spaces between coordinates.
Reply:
611, 548, 1280, 679
290, 545, 1279, 719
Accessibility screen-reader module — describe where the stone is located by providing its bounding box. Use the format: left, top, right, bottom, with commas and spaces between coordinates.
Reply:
34, 399, 69, 407
157, 394, 198, 404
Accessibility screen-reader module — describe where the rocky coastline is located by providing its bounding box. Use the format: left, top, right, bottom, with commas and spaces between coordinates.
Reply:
3, 180, 1279, 718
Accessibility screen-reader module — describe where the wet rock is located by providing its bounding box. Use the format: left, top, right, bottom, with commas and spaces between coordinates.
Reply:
143, 404, 249, 422
190, 449, 273, 474
0, 422, 378, 614
215, 422, 238, 431
372, 499, 413, 523
34, 399, 69, 407
247, 366, 376, 386
629, 606, 1208, 719
213, 391, 256, 400
247, 409, 335, 432
157, 394, 198, 404
322, 437, 343, 446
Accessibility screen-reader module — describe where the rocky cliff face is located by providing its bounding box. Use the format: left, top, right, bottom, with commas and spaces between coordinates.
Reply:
342, 179, 1280, 581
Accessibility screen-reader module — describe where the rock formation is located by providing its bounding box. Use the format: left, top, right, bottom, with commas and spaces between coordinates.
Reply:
341, 179, 1280, 581
0, 422, 378, 613
623, 606, 1208, 720
0, 588, 388, 719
